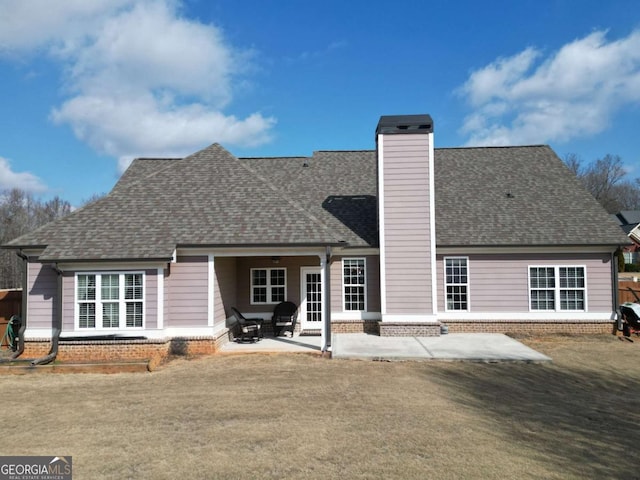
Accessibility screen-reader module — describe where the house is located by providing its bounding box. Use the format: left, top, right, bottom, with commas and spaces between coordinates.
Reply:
612, 211, 640, 264
3, 114, 629, 362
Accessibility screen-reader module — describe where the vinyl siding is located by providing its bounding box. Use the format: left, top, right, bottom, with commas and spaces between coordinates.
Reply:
27, 263, 56, 330
167, 256, 209, 327
214, 256, 237, 326
331, 255, 380, 314
436, 252, 613, 313
380, 134, 433, 314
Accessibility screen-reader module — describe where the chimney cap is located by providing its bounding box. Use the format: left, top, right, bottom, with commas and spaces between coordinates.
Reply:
376, 114, 434, 135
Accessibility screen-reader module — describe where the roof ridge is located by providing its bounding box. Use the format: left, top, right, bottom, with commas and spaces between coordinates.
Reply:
436, 145, 549, 150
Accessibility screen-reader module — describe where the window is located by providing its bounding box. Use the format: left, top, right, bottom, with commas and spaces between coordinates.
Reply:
343, 258, 366, 311
251, 268, 286, 304
76, 273, 144, 329
529, 266, 585, 311
445, 257, 469, 311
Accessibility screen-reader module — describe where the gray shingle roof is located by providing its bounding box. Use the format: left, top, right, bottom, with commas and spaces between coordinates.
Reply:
5, 143, 628, 261
434, 145, 628, 246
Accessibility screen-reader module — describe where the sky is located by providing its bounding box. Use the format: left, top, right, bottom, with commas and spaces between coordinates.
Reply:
0, 0, 639, 206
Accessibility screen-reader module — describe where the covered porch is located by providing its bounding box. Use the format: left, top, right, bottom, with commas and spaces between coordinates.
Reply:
198, 247, 335, 350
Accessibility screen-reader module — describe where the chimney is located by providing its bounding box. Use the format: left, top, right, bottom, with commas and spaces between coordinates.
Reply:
376, 114, 438, 324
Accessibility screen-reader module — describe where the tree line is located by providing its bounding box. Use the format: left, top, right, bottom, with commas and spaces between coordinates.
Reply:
564, 153, 640, 214
0, 190, 72, 288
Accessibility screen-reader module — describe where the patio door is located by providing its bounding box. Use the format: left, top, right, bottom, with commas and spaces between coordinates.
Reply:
300, 267, 322, 331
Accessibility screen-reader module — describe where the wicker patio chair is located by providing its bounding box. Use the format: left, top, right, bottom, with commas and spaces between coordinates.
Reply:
231, 307, 263, 342
271, 301, 298, 337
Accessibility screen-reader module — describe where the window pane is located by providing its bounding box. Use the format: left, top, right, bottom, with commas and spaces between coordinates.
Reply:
270, 269, 285, 286
101, 274, 119, 300
125, 274, 143, 300
446, 285, 468, 310
531, 290, 555, 310
126, 302, 143, 327
560, 290, 584, 310
252, 269, 267, 286
530, 267, 555, 289
253, 287, 267, 303
77, 275, 96, 301
102, 302, 119, 328
559, 267, 585, 289
79, 303, 96, 328
271, 286, 285, 303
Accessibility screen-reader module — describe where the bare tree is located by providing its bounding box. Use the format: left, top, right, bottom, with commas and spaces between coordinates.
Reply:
0, 189, 72, 288
564, 154, 640, 213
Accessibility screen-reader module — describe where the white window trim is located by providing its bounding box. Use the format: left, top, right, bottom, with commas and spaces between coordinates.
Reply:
74, 271, 146, 330
444, 256, 470, 312
250, 267, 287, 305
342, 257, 367, 312
528, 265, 588, 312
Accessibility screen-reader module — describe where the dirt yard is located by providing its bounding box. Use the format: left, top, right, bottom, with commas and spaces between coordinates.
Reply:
1, 334, 640, 479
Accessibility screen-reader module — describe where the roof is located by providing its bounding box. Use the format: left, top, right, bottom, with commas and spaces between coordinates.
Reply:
5, 143, 628, 261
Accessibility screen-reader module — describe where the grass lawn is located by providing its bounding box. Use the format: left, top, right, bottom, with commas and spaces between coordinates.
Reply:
2, 334, 640, 479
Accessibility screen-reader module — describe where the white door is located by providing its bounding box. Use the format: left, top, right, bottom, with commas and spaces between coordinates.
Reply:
300, 267, 322, 331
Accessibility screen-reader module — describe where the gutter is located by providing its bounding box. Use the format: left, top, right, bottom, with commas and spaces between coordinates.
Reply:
31, 264, 63, 366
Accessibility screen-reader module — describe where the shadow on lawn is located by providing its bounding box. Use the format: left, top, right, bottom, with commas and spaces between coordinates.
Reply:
427, 360, 640, 478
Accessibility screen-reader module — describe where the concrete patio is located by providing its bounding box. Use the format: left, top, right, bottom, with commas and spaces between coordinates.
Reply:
220, 332, 552, 363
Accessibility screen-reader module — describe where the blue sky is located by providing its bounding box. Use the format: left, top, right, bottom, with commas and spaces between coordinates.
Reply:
1, 0, 639, 206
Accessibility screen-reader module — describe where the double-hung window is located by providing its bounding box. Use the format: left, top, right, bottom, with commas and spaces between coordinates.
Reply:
343, 258, 366, 311
76, 273, 144, 329
251, 268, 286, 304
529, 266, 586, 311
445, 257, 469, 311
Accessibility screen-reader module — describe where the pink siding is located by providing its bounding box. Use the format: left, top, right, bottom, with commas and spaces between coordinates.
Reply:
27, 263, 56, 330
330, 255, 380, 313
62, 272, 74, 331
145, 269, 158, 329
330, 259, 342, 312
381, 134, 433, 314
436, 252, 613, 313
214, 257, 237, 326
167, 256, 209, 327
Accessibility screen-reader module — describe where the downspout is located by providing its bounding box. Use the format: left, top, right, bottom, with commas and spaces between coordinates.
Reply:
31, 264, 63, 366
322, 246, 332, 354
12, 250, 29, 359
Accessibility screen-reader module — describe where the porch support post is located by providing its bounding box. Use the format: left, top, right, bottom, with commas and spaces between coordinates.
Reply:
321, 247, 332, 353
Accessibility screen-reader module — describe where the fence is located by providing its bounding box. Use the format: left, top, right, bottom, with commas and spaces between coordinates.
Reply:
619, 281, 640, 304
0, 289, 21, 347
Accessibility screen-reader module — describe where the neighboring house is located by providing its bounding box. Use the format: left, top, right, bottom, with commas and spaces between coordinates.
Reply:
612, 211, 640, 264
3, 114, 629, 361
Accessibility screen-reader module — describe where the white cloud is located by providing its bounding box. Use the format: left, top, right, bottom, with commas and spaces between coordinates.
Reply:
0, 0, 275, 171
457, 30, 640, 146
0, 157, 47, 193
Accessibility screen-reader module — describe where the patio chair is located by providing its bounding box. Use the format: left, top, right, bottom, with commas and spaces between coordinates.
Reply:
272, 301, 298, 337
231, 307, 263, 342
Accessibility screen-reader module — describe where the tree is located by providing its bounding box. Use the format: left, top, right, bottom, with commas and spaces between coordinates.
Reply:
0, 189, 72, 289
564, 153, 640, 213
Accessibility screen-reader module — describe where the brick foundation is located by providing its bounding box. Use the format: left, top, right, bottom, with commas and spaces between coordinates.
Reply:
21, 329, 231, 363
332, 320, 380, 334
378, 322, 441, 337
442, 320, 616, 335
